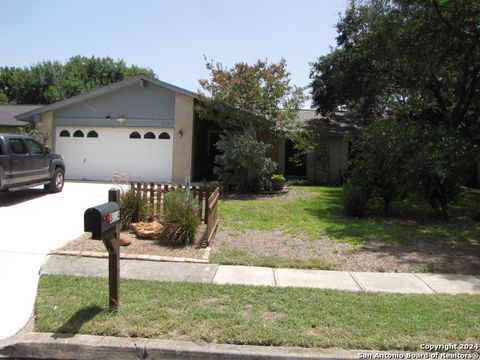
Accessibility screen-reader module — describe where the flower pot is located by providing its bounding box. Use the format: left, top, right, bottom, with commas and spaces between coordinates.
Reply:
271, 180, 285, 191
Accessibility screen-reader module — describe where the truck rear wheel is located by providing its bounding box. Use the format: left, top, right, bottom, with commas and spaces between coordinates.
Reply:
45, 168, 64, 193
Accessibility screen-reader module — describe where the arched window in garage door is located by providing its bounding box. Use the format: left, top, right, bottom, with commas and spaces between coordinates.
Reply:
73, 130, 84, 137
59, 130, 70, 137
87, 130, 98, 138
129, 131, 141, 139
144, 132, 155, 139
158, 132, 171, 139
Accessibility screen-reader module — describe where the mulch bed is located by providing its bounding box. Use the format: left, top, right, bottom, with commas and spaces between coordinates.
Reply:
54, 223, 209, 262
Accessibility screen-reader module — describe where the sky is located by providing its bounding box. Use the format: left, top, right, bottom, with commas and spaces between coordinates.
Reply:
1, 0, 348, 108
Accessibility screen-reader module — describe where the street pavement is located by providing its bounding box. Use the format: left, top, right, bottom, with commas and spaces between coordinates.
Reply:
0, 181, 127, 340
41, 255, 480, 294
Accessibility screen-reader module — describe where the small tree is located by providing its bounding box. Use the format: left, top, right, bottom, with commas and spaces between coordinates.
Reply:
198, 58, 305, 192
214, 133, 277, 193
198, 58, 306, 141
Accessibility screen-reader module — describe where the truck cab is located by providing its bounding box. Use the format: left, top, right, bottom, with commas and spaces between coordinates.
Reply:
0, 134, 66, 193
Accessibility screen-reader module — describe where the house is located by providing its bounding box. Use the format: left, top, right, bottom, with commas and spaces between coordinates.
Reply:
193, 109, 361, 184
16, 76, 196, 183
0, 105, 43, 133
15, 76, 356, 184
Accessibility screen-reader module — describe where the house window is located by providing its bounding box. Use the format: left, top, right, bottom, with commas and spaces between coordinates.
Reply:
129, 131, 141, 139
144, 132, 155, 139
87, 130, 98, 138
158, 132, 170, 139
73, 130, 84, 138
59, 130, 70, 137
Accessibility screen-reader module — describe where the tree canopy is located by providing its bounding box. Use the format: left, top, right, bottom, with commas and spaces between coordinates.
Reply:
310, 0, 480, 133
198, 58, 306, 140
0, 55, 155, 104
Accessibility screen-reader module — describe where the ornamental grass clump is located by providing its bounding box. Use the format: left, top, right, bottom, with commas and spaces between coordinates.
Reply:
119, 190, 148, 230
162, 191, 200, 246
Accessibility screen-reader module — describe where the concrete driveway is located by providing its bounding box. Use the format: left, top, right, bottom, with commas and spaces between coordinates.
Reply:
0, 181, 125, 340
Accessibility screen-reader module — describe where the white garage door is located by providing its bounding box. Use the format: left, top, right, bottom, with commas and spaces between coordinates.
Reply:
55, 127, 173, 182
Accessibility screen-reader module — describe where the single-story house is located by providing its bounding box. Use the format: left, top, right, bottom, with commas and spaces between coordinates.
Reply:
0, 105, 43, 133
273, 110, 361, 184
15, 75, 355, 184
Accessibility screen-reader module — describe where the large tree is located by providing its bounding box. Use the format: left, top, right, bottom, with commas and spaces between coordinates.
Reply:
310, 0, 480, 132
0, 55, 155, 104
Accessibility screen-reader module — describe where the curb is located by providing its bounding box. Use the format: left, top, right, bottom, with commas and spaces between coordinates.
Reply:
0, 332, 366, 360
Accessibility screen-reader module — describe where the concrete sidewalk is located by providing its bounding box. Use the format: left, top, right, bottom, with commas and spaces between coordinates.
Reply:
41, 255, 480, 294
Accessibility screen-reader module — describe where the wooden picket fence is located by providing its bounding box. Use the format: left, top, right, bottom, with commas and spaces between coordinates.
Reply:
129, 182, 219, 246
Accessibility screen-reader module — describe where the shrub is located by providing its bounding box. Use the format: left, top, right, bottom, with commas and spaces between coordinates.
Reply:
342, 182, 369, 217
405, 127, 470, 217
120, 190, 148, 229
271, 174, 286, 182
347, 120, 418, 215
162, 191, 200, 246
346, 120, 470, 217
214, 133, 277, 193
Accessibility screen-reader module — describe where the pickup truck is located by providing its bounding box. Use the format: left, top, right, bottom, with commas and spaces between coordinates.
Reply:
0, 134, 66, 193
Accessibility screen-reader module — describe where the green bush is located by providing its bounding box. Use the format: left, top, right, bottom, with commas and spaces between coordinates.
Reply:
347, 120, 417, 215
214, 133, 277, 193
405, 127, 470, 217
347, 120, 470, 217
271, 174, 286, 182
162, 191, 200, 246
120, 190, 148, 229
342, 182, 370, 217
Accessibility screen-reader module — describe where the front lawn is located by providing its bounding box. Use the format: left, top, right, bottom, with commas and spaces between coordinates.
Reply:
35, 275, 480, 350
212, 186, 480, 273
219, 186, 480, 244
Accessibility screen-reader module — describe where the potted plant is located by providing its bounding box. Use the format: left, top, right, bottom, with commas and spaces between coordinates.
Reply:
271, 174, 286, 191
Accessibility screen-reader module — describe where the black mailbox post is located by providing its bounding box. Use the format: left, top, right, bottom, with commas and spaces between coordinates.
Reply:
83, 188, 121, 309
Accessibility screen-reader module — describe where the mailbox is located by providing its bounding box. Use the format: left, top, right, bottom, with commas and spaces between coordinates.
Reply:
84, 202, 120, 240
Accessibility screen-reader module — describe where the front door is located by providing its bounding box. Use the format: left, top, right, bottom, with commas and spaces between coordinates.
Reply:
284, 139, 306, 177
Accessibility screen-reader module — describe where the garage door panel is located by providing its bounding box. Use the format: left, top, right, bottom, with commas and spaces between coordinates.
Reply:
55, 127, 173, 182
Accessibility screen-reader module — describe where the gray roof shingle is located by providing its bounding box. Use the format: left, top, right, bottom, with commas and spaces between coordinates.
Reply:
297, 109, 363, 135
0, 105, 44, 126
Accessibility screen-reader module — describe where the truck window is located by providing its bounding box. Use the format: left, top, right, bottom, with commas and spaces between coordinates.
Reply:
25, 139, 44, 155
9, 139, 28, 155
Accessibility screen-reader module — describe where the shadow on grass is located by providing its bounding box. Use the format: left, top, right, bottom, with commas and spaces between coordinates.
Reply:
304, 188, 480, 274
52, 305, 104, 338
305, 187, 479, 243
